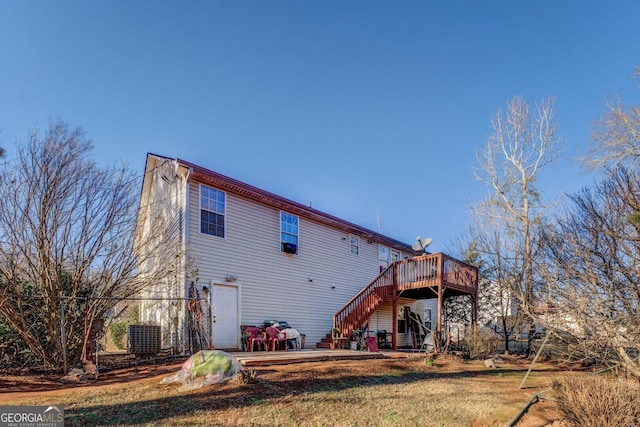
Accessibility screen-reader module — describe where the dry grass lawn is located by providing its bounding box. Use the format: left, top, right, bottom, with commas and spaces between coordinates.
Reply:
0, 354, 577, 426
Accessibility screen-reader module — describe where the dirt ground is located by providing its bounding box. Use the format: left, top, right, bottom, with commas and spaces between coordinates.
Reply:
0, 356, 182, 398
0, 354, 568, 426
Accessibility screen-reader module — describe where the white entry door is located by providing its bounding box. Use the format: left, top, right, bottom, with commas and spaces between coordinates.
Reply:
212, 283, 240, 349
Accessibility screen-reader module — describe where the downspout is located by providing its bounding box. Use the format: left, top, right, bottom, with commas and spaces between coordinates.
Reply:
184, 166, 192, 245
507, 390, 549, 427
181, 164, 192, 353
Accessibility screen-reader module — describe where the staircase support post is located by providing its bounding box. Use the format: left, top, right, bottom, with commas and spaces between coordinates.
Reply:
436, 255, 444, 352
436, 286, 442, 351
392, 264, 398, 350
473, 292, 478, 350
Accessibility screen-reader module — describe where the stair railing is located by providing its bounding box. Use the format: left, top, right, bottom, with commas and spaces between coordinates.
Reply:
332, 253, 478, 337
333, 264, 396, 336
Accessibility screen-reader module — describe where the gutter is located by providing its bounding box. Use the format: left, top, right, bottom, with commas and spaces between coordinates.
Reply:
507, 389, 550, 427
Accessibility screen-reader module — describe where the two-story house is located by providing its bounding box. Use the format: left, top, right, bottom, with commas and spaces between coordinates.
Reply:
135, 154, 478, 352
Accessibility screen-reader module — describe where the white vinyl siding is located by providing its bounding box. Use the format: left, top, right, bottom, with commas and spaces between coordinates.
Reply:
369, 299, 437, 348
139, 156, 416, 351
137, 158, 188, 351
187, 181, 389, 348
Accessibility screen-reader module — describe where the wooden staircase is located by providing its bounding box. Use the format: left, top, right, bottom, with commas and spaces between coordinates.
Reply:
333, 264, 396, 337
331, 253, 479, 346
316, 333, 334, 349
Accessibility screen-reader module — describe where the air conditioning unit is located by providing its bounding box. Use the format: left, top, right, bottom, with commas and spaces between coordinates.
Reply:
127, 325, 161, 356
282, 242, 297, 254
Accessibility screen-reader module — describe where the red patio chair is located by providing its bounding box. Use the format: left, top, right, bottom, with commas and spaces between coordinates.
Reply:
265, 326, 288, 351
245, 326, 267, 352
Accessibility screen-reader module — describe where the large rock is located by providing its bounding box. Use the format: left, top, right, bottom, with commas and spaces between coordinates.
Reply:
484, 358, 497, 369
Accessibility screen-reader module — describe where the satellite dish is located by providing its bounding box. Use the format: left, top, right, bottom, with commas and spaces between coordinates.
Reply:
412, 236, 433, 252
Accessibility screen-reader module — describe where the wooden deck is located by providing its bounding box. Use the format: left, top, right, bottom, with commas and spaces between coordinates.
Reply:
333, 253, 479, 346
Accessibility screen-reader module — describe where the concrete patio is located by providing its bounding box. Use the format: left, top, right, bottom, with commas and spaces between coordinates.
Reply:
228, 348, 414, 367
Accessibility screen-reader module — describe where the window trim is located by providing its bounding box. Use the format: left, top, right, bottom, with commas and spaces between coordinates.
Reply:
378, 244, 390, 270
397, 305, 408, 334
349, 234, 360, 256
199, 184, 226, 238
424, 308, 432, 331
280, 211, 299, 254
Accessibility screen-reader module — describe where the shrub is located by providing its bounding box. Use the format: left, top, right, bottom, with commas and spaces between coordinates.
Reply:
456, 328, 500, 359
553, 375, 640, 426
109, 322, 128, 350
107, 305, 139, 351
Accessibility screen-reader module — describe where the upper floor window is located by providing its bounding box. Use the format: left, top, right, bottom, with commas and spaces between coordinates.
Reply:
378, 245, 390, 270
349, 234, 359, 255
280, 212, 298, 254
200, 185, 225, 237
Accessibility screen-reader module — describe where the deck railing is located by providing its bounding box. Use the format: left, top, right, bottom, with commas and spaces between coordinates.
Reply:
396, 253, 478, 294
333, 253, 478, 336
440, 253, 478, 292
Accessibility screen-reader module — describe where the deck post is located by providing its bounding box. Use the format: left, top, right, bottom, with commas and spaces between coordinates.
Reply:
436, 254, 444, 351
473, 292, 478, 348
436, 286, 442, 351
392, 263, 398, 350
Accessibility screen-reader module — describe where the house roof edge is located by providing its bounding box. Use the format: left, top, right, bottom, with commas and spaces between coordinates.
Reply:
174, 157, 414, 254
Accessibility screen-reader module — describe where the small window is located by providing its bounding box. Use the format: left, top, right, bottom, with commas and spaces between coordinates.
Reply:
424, 309, 432, 331
280, 212, 298, 254
200, 185, 225, 237
397, 306, 408, 334
378, 245, 390, 271
349, 234, 359, 255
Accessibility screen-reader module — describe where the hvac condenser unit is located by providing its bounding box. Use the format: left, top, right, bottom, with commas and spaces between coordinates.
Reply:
127, 325, 161, 355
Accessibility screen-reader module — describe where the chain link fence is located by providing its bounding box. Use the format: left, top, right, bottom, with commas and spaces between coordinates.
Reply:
0, 291, 212, 372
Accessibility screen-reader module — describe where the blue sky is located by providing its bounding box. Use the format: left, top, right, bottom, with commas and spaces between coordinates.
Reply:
1, 1, 639, 254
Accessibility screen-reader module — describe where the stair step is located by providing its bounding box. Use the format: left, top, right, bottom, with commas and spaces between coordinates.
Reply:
316, 331, 345, 349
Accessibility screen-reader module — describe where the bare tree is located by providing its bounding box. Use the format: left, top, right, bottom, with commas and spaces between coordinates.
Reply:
0, 128, 5, 159
441, 243, 493, 355
473, 96, 562, 352
0, 120, 176, 370
536, 166, 640, 378
586, 67, 640, 171
466, 217, 526, 354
